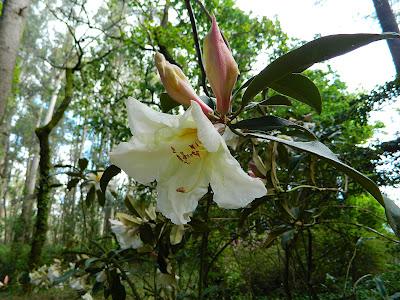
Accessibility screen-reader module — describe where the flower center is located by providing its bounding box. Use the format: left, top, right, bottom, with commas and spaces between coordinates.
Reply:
170, 128, 206, 165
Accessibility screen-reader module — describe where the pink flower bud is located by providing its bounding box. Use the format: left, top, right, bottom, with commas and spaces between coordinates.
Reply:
203, 16, 239, 116
155, 52, 213, 115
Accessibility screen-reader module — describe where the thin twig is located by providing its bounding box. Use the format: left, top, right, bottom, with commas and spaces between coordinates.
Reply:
184, 0, 209, 97
317, 221, 400, 244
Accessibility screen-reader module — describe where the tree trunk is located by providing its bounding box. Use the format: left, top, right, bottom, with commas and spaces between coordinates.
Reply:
372, 0, 400, 74
18, 75, 62, 243
0, 0, 31, 125
61, 126, 86, 246
0, 133, 10, 243
28, 68, 73, 270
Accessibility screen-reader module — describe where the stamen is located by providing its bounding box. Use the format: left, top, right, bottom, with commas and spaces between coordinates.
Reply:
176, 187, 186, 193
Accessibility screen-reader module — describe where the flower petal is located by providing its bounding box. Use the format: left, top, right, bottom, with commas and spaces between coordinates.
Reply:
189, 101, 221, 152
110, 219, 143, 249
156, 160, 209, 224
209, 144, 267, 208
110, 138, 171, 184
125, 98, 179, 138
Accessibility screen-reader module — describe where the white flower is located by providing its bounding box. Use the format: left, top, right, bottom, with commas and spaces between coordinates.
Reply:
29, 265, 48, 286
47, 264, 61, 284
110, 99, 267, 224
95, 270, 107, 283
81, 292, 93, 300
110, 216, 143, 249
70, 278, 85, 291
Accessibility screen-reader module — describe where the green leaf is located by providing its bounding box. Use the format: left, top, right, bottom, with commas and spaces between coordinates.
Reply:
233, 76, 255, 99
244, 95, 292, 110
232, 116, 317, 140
269, 74, 322, 113
280, 229, 296, 249
109, 270, 126, 300
242, 33, 400, 105
383, 196, 400, 237
84, 257, 99, 269
160, 92, 180, 112
86, 185, 96, 207
139, 223, 155, 245
374, 276, 388, 299
199, 95, 216, 110
241, 132, 384, 205
78, 158, 88, 170
97, 189, 105, 207
261, 95, 292, 106
66, 171, 82, 177
53, 269, 78, 284
100, 165, 121, 195
189, 219, 210, 233
67, 178, 80, 190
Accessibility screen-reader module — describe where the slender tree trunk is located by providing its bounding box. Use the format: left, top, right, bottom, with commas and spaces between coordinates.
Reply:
28, 69, 73, 270
61, 125, 86, 245
19, 75, 61, 243
0, 0, 31, 125
0, 130, 10, 243
372, 0, 400, 74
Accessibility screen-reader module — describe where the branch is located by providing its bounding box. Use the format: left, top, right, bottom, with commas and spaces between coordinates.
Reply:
184, 0, 209, 96
317, 220, 400, 244
380, 137, 400, 153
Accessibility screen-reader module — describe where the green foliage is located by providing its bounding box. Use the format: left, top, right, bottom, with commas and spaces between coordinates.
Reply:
241, 33, 400, 105
3, 1, 400, 300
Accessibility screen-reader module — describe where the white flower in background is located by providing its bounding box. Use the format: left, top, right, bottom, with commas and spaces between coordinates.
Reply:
95, 270, 107, 283
81, 292, 93, 300
47, 259, 62, 284
110, 99, 267, 224
70, 275, 88, 291
29, 265, 48, 286
110, 213, 143, 249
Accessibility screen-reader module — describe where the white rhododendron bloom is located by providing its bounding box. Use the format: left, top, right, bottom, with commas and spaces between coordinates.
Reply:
110, 99, 267, 224
110, 217, 143, 249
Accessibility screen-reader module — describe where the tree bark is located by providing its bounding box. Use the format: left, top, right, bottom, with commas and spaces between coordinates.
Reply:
20, 75, 62, 243
0, 0, 31, 125
0, 132, 10, 243
28, 68, 73, 270
372, 0, 400, 74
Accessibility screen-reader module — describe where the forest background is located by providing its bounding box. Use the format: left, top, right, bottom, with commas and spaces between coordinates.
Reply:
1, 0, 400, 299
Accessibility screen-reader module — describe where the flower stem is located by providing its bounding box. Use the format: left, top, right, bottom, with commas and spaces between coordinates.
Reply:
198, 192, 212, 299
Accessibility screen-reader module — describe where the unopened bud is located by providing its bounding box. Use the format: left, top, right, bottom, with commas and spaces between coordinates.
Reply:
155, 52, 213, 115
203, 16, 239, 116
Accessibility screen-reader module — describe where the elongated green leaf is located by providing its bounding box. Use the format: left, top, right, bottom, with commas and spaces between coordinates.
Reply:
233, 76, 255, 99
86, 185, 96, 207
199, 95, 216, 110
269, 74, 322, 113
100, 165, 121, 195
67, 178, 80, 190
261, 95, 292, 106
78, 158, 88, 171
241, 132, 383, 205
53, 269, 78, 284
160, 92, 180, 112
139, 223, 155, 245
232, 116, 317, 140
242, 33, 400, 104
384, 196, 400, 237
109, 269, 126, 300
245, 95, 292, 110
